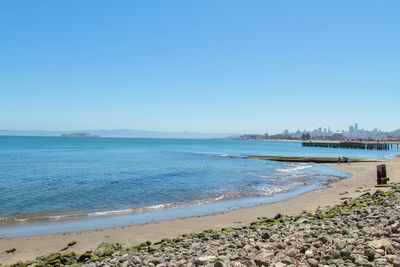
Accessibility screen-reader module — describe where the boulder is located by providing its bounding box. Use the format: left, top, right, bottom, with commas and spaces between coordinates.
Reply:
367, 239, 391, 249
94, 242, 121, 257
254, 251, 274, 266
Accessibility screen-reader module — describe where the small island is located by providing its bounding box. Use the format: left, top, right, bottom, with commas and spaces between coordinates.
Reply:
61, 133, 100, 138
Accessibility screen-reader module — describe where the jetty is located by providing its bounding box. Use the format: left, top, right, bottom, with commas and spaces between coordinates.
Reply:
302, 141, 399, 151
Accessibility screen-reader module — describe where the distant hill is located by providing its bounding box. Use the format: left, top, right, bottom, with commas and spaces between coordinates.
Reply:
0, 129, 237, 139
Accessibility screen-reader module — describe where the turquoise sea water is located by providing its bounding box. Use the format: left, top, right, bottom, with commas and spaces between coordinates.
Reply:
0, 136, 396, 237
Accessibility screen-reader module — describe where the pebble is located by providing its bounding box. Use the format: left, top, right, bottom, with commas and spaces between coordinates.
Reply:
304, 250, 313, 258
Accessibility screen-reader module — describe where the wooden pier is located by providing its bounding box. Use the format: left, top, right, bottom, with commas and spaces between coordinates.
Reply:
302, 141, 399, 151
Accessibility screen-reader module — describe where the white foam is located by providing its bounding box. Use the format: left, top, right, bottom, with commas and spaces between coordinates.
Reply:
214, 195, 224, 201
247, 172, 270, 179
276, 164, 312, 173
147, 204, 166, 210
257, 185, 294, 196
87, 208, 135, 217
14, 218, 28, 222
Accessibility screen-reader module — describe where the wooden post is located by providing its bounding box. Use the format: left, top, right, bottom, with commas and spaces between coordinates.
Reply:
377, 164, 388, 185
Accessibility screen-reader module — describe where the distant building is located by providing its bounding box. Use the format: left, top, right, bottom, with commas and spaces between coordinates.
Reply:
345, 137, 359, 142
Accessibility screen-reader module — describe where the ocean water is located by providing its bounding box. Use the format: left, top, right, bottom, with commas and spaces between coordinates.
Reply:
0, 136, 396, 237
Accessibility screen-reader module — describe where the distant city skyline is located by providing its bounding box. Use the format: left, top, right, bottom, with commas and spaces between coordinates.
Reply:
240, 122, 400, 141
1, 1, 399, 133
280, 122, 390, 139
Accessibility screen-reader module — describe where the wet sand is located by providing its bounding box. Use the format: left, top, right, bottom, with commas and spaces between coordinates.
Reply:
1, 157, 399, 265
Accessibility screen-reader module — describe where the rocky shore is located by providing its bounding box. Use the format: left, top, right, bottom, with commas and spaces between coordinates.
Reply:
6, 184, 400, 267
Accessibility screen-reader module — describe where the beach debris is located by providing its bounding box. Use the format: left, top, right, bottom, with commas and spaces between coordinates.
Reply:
5, 247, 16, 253
67, 240, 77, 247
58, 242, 76, 252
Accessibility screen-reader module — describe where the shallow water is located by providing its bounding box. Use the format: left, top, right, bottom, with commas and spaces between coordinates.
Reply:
0, 136, 395, 236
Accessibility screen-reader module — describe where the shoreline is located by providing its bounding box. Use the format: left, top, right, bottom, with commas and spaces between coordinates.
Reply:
1, 157, 399, 265
0, 167, 343, 232
0, 156, 348, 231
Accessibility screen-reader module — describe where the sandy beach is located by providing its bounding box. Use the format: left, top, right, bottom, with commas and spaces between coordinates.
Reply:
1, 157, 399, 265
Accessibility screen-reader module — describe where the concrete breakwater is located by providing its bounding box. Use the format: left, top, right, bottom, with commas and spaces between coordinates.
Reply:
244, 156, 378, 163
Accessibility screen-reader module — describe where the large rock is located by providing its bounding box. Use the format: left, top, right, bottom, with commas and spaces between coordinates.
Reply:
391, 222, 400, 232
44, 252, 62, 265
44, 252, 60, 262
94, 242, 121, 257
393, 257, 400, 267
214, 261, 228, 267
306, 258, 319, 267
364, 248, 375, 261
254, 251, 274, 266
77, 252, 92, 263
335, 239, 346, 250
261, 232, 270, 240
367, 239, 391, 249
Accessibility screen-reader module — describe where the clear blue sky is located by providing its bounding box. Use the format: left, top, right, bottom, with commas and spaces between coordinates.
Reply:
1, 1, 399, 134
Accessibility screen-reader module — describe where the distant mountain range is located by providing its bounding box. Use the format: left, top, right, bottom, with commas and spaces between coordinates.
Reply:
0, 129, 239, 139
